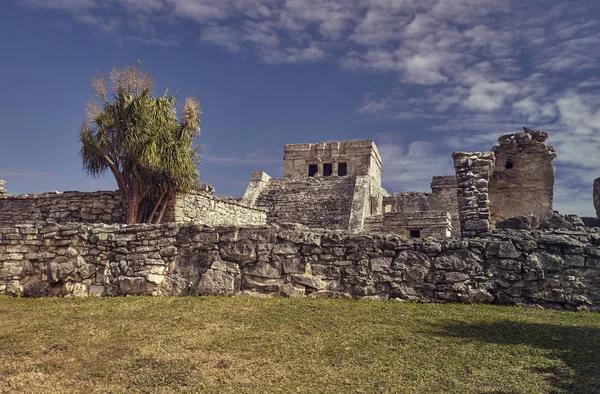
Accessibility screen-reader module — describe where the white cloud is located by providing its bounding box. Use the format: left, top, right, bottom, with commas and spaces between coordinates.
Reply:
376, 136, 454, 192
464, 79, 519, 111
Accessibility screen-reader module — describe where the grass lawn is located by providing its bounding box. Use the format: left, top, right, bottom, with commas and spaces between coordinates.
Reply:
1, 297, 599, 393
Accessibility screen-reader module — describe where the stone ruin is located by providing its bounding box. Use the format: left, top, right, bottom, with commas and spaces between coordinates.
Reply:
3, 127, 600, 310
242, 140, 458, 239
238, 127, 583, 239
0, 179, 6, 195
2, 127, 599, 239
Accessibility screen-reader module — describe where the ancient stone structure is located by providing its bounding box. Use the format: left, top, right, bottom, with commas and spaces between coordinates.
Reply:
243, 140, 457, 238
2, 221, 600, 311
2, 127, 600, 310
452, 127, 558, 238
594, 177, 600, 217
243, 141, 386, 233
0, 189, 266, 227
0, 129, 567, 240
0, 179, 6, 194
381, 176, 460, 238
488, 128, 556, 223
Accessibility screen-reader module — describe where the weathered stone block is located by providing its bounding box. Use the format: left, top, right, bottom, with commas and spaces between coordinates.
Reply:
219, 240, 256, 264
243, 261, 281, 279
196, 261, 240, 296
281, 282, 305, 298
433, 250, 482, 271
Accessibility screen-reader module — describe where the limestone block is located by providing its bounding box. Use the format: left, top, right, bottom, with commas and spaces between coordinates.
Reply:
281, 282, 305, 298
370, 257, 393, 272
525, 252, 564, 271
288, 274, 325, 290
243, 260, 281, 279
196, 261, 240, 296
118, 276, 148, 295
242, 276, 282, 293
89, 284, 105, 297
47, 258, 76, 283
394, 250, 431, 268
219, 240, 257, 264
433, 250, 482, 271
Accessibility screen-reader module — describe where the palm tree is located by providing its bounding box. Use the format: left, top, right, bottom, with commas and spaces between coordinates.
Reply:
80, 66, 201, 224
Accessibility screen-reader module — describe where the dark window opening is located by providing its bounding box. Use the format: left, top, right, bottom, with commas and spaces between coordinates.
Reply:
505, 161, 514, 169
338, 162, 348, 176
409, 229, 421, 238
308, 164, 318, 177
323, 163, 333, 176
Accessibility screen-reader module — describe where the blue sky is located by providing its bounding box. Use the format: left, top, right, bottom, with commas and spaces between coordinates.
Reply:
1, 0, 599, 216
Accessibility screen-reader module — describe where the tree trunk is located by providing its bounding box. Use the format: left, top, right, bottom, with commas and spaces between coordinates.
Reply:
147, 190, 167, 224
156, 195, 170, 223
137, 198, 147, 223
124, 195, 141, 224
123, 183, 142, 224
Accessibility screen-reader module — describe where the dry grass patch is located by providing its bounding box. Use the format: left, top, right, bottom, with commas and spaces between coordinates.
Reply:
1, 296, 599, 393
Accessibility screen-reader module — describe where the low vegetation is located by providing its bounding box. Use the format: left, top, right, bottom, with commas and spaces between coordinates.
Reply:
1, 297, 599, 393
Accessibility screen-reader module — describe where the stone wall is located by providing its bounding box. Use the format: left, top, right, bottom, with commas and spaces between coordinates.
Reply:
0, 191, 123, 224
453, 152, 495, 238
252, 176, 357, 230
364, 211, 452, 239
488, 128, 556, 224
164, 191, 267, 226
2, 222, 600, 311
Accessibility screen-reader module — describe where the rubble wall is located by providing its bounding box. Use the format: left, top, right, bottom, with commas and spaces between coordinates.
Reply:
2, 222, 600, 311
0, 191, 123, 224
253, 177, 357, 230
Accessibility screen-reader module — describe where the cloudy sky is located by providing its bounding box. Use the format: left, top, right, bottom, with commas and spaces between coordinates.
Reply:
1, 0, 599, 215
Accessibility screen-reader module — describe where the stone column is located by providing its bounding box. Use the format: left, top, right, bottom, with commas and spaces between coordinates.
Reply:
0, 179, 6, 195
452, 152, 495, 238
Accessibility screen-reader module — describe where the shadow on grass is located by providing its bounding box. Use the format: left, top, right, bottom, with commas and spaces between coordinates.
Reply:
432, 319, 600, 394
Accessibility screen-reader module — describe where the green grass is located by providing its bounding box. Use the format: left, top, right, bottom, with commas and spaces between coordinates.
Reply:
1, 297, 599, 393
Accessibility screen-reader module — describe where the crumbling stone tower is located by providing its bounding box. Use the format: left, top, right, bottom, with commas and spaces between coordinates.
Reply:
453, 127, 556, 237
488, 128, 556, 224
243, 140, 385, 232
